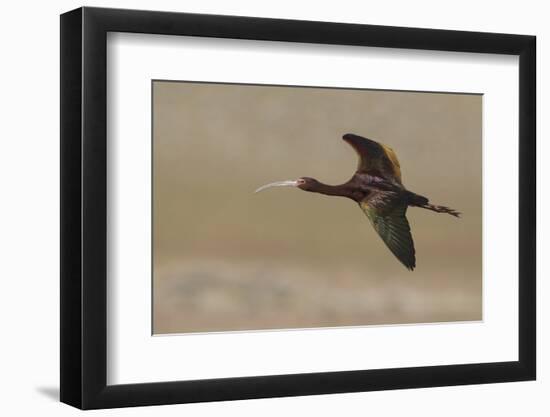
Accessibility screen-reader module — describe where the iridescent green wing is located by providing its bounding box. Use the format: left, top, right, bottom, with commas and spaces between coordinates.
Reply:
359, 194, 416, 270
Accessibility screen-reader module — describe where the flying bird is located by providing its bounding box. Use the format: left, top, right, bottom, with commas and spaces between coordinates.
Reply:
255, 133, 460, 270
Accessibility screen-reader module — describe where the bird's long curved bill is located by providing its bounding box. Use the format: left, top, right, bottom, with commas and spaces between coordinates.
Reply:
255, 180, 298, 193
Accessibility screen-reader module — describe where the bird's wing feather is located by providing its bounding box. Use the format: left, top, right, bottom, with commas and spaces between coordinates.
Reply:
359, 193, 416, 270
343, 134, 402, 183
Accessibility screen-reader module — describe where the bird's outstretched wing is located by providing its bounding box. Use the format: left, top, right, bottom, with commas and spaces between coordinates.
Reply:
343, 133, 403, 184
359, 192, 416, 270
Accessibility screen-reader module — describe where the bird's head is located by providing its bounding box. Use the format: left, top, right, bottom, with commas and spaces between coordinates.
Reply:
255, 177, 319, 193
295, 177, 319, 191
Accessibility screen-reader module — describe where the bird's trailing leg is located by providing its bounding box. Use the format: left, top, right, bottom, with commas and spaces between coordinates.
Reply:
420, 203, 461, 218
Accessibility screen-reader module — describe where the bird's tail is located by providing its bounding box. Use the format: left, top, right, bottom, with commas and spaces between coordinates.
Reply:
419, 203, 461, 218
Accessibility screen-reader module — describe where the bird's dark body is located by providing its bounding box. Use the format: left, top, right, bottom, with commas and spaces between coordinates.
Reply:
257, 133, 460, 270
301, 172, 429, 212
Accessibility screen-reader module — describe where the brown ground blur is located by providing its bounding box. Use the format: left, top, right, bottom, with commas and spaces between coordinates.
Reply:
152, 81, 482, 334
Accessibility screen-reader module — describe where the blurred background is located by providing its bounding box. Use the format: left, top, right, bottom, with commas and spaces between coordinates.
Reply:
153, 81, 482, 334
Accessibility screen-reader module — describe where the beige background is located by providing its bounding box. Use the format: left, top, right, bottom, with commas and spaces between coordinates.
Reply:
153, 80, 482, 334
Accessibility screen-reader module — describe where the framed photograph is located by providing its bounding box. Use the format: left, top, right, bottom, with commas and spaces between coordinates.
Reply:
60, 6, 536, 409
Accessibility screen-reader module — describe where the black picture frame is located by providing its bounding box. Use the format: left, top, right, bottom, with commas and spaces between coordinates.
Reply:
60, 6, 536, 410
